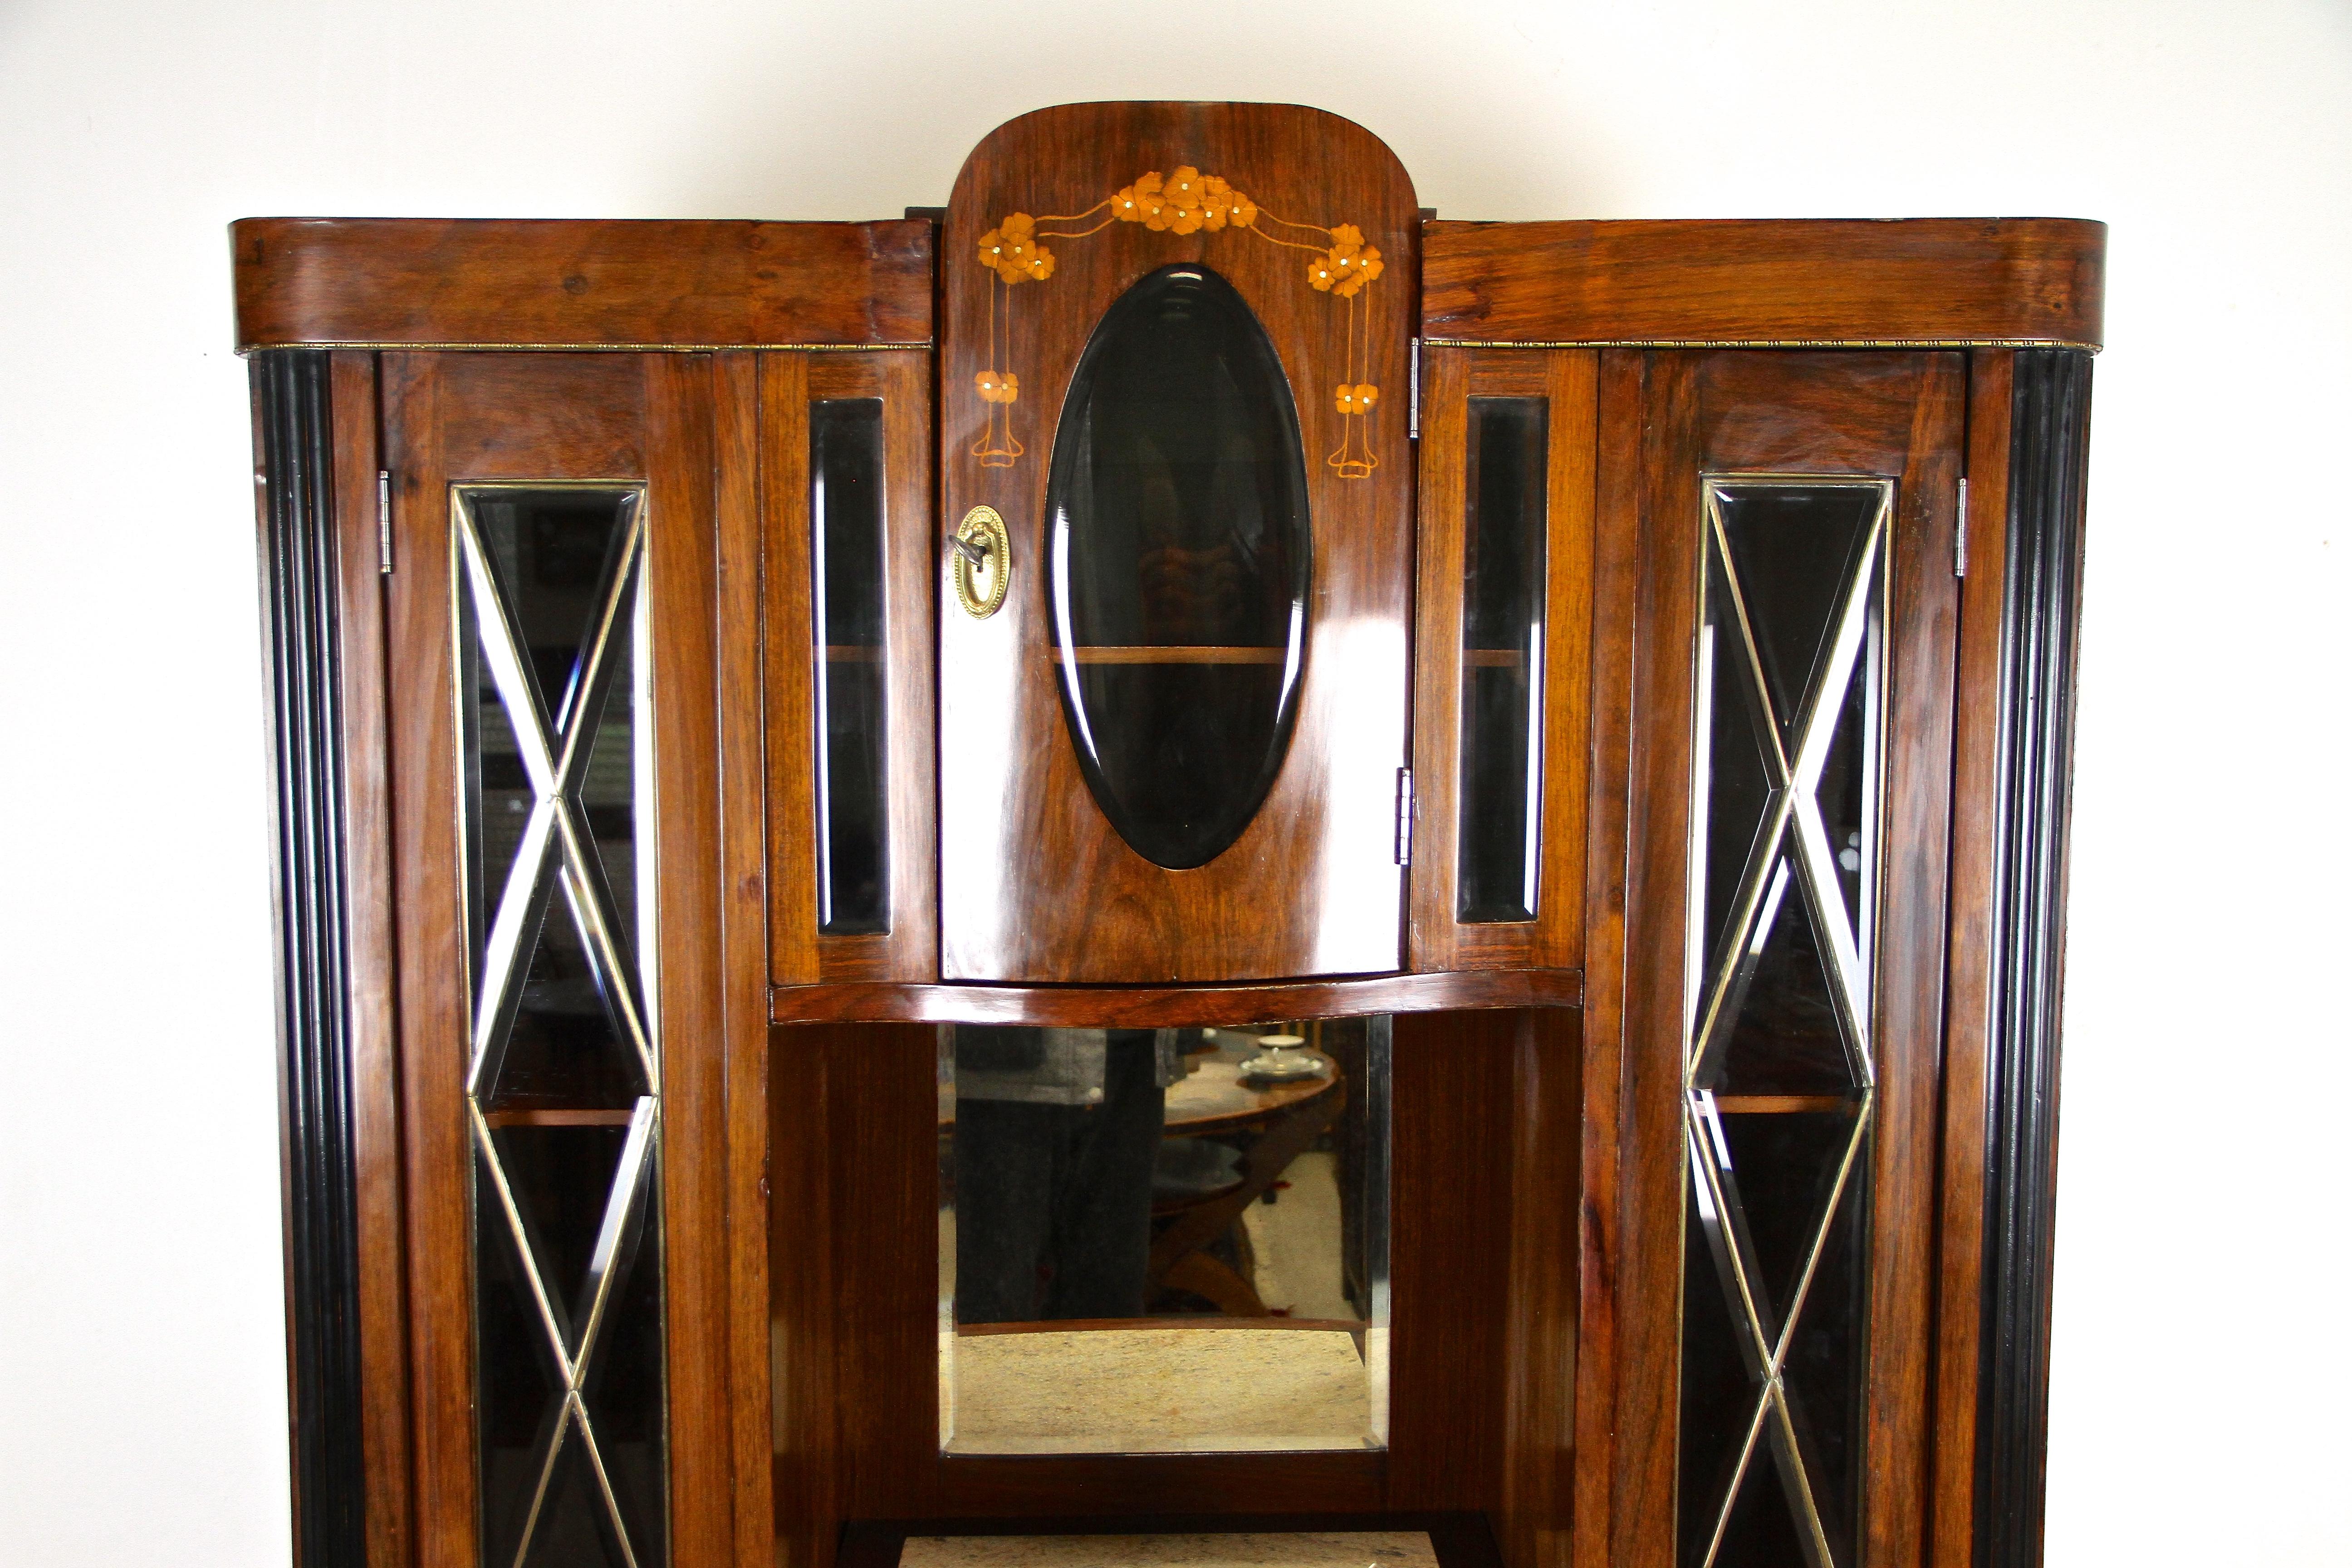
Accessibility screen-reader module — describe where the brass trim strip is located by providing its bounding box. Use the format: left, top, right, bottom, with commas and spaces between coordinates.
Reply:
1421, 336, 2102, 353
236, 340, 931, 356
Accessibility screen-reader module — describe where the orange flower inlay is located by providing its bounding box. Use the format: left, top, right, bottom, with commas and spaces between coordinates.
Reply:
978, 212, 1055, 284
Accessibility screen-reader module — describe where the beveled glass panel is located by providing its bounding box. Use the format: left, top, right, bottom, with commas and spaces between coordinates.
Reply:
1682, 479, 1886, 1568
1046, 264, 1312, 870
476, 1147, 570, 1568
467, 489, 639, 731
1713, 1106, 1862, 1339
1781, 1144, 1868, 1568
1698, 545, 1782, 979
578, 584, 642, 969
483, 883, 648, 1113
577, 1147, 667, 1568
458, 485, 665, 1568
518, 1430, 628, 1568
1714, 485, 1877, 752
1712, 1444, 1815, 1568
1814, 635, 1878, 950
1679, 1174, 1763, 1567
811, 398, 890, 935
1458, 397, 1548, 923
940, 1015, 1389, 1454
487, 1121, 634, 1347
1704, 860, 1857, 1098
463, 621, 536, 973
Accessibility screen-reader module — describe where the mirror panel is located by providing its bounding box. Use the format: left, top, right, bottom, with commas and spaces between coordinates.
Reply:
939, 1015, 1389, 1454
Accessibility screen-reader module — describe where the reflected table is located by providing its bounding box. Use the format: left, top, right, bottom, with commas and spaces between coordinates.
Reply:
1148, 1049, 1347, 1316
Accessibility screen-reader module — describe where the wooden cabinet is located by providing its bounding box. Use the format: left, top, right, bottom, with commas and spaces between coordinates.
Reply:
936, 105, 1421, 983
240, 103, 2099, 1568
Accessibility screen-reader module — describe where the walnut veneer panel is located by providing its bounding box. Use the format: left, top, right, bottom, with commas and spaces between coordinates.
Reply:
1421, 219, 2104, 349
233, 219, 933, 350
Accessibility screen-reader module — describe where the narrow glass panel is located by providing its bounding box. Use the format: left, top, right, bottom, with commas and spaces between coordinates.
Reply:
459, 485, 665, 1568
1047, 264, 1313, 870
1814, 626, 1878, 951
1457, 397, 1548, 922
1714, 485, 1876, 751
463, 614, 535, 972
1682, 480, 1884, 1568
811, 399, 890, 935
940, 1015, 1389, 1454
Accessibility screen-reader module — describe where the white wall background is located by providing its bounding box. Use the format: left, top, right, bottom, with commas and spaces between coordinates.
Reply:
1, 1, 2344, 1562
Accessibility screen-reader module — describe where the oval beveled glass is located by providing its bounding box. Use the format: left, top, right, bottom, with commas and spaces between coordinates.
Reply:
1046, 265, 1313, 870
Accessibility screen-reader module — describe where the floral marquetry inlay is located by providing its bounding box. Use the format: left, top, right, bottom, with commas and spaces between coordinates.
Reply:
970, 164, 1387, 479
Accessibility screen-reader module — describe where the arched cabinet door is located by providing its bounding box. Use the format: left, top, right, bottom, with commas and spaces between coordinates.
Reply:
937, 102, 1420, 984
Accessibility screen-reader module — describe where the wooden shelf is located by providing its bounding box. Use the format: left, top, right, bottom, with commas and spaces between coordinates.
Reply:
480, 1107, 637, 1129
1711, 1095, 1855, 1116
1050, 646, 1290, 666
822, 644, 884, 664
771, 968, 1584, 1027
1463, 648, 1527, 669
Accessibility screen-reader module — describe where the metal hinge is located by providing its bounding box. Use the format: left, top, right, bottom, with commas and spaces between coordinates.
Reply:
1408, 338, 1421, 440
1955, 476, 1969, 578
377, 471, 393, 574
1394, 767, 1415, 865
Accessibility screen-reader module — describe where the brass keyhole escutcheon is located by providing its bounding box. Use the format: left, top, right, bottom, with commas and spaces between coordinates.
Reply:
951, 505, 1010, 619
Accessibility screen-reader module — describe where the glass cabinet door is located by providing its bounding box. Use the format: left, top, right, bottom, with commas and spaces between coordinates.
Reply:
1408, 347, 1594, 973
383, 352, 736, 1568
936, 103, 1420, 984
1613, 349, 1965, 1568
762, 349, 939, 985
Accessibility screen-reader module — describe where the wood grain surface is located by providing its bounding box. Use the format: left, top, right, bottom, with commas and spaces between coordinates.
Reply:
1927, 349, 2015, 1568
1421, 219, 2104, 350
326, 351, 415, 1568
768, 969, 1582, 1026
764, 351, 941, 984
1409, 348, 1597, 975
936, 102, 1419, 983
232, 219, 934, 351
381, 352, 741, 1568
1597, 348, 1967, 1568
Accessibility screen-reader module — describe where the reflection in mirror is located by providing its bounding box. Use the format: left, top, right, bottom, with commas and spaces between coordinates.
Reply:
939, 1016, 1390, 1455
